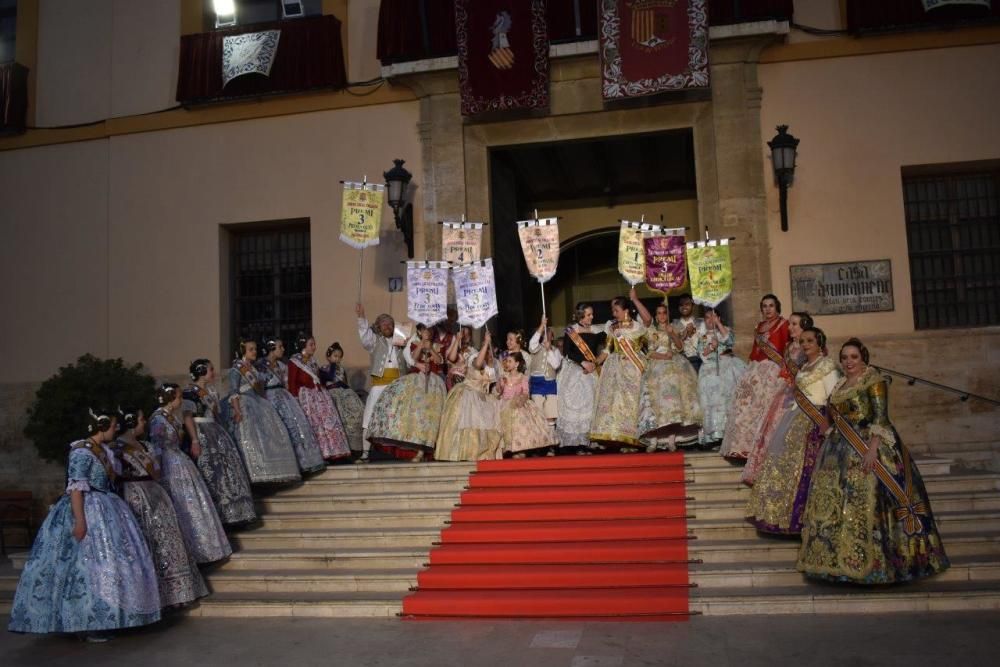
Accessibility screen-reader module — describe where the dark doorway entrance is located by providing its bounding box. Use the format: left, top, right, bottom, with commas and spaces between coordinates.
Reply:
489, 129, 697, 337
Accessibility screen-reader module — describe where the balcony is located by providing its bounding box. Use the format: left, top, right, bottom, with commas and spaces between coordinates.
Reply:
848, 0, 1000, 34
376, 0, 795, 65
176, 14, 346, 105
0, 61, 27, 136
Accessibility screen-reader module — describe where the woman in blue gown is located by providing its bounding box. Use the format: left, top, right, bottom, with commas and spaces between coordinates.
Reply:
8, 408, 161, 638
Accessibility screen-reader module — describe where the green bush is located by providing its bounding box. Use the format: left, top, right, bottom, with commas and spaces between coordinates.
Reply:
24, 354, 156, 465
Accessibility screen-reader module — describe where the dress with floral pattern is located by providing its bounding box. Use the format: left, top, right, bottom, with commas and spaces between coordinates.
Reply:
499, 374, 557, 454
287, 354, 352, 461
367, 343, 447, 452
591, 320, 647, 447
319, 362, 365, 452
256, 359, 326, 473
637, 326, 703, 446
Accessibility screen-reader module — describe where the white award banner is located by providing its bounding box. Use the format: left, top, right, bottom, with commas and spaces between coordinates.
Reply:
442, 222, 484, 265
222, 30, 281, 87
452, 259, 499, 329
516, 218, 560, 283
406, 262, 450, 327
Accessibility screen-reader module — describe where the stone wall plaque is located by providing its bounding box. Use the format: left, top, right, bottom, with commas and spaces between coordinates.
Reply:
790, 260, 894, 315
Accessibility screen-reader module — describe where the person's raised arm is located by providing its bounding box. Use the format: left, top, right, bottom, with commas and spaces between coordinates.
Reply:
473, 330, 492, 370
630, 287, 652, 327
356, 303, 375, 352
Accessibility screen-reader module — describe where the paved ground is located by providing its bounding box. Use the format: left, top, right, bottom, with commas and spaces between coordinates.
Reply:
2, 612, 998, 666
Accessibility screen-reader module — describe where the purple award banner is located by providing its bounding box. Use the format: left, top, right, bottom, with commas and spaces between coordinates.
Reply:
644, 235, 687, 293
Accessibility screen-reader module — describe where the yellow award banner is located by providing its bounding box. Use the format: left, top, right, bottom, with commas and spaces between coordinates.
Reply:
442, 222, 483, 265
340, 183, 384, 249
686, 240, 733, 308
618, 220, 646, 286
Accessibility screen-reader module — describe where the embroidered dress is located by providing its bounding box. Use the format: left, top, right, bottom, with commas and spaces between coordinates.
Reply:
256, 360, 326, 473
8, 442, 161, 634
115, 438, 208, 607
288, 353, 352, 461
435, 350, 501, 461
591, 320, 647, 447
741, 341, 805, 485
797, 368, 949, 583
637, 326, 703, 447
499, 374, 557, 454
149, 408, 232, 564
319, 362, 365, 452
696, 327, 746, 444
223, 360, 301, 483
556, 327, 606, 449
181, 385, 256, 525
745, 356, 840, 534
367, 341, 447, 452
719, 317, 790, 459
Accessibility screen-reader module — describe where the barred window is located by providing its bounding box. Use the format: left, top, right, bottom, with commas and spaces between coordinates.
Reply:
230, 222, 312, 356
903, 165, 1000, 329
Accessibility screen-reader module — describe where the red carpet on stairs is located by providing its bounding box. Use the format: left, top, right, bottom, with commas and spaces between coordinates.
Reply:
401, 452, 694, 621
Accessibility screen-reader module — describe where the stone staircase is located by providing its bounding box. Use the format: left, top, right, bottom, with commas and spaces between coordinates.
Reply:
3, 451, 1000, 618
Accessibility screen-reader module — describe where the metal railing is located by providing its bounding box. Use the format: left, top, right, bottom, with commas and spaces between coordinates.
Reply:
874, 365, 1000, 407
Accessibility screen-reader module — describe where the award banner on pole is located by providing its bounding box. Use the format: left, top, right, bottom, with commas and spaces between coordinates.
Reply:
686, 239, 733, 308
406, 261, 450, 327
516, 217, 560, 283
441, 222, 484, 265
339, 182, 385, 249
618, 220, 657, 286
644, 231, 687, 294
452, 258, 499, 329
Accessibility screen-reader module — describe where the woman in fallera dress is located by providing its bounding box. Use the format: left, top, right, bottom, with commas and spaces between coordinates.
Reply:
445, 325, 476, 389
498, 351, 557, 457
115, 407, 208, 608
695, 307, 746, 447
182, 359, 256, 525
720, 294, 791, 460
741, 311, 812, 485
557, 303, 606, 452
223, 338, 301, 484
287, 334, 352, 463
435, 329, 501, 461
149, 384, 231, 564
745, 327, 839, 534
590, 289, 652, 449
256, 338, 326, 473
638, 302, 703, 451
367, 323, 447, 459
8, 409, 161, 638
797, 339, 949, 583
319, 343, 365, 454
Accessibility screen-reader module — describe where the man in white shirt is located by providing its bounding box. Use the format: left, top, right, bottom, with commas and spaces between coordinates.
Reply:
355, 303, 408, 462
671, 294, 705, 373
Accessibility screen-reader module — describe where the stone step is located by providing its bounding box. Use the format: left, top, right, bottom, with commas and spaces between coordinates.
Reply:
313, 462, 476, 479
218, 547, 428, 571
270, 477, 469, 498
232, 527, 440, 550
257, 492, 461, 513
686, 458, 953, 484
0, 575, 17, 592
257, 509, 452, 530
206, 568, 418, 594
690, 581, 1000, 615
187, 591, 403, 618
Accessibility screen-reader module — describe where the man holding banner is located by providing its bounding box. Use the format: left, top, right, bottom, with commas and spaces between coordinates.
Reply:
355, 302, 408, 463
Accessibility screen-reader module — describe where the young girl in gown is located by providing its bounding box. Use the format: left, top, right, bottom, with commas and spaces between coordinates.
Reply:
223, 338, 301, 484
182, 359, 256, 525
741, 311, 811, 484
557, 303, 606, 453
695, 307, 746, 447
256, 338, 326, 473
590, 290, 652, 449
436, 329, 501, 461
319, 342, 365, 454
798, 339, 949, 583
498, 351, 557, 457
720, 294, 791, 460
745, 327, 840, 534
287, 334, 352, 462
115, 407, 208, 608
8, 409, 161, 638
638, 302, 703, 451
367, 323, 447, 459
149, 384, 231, 564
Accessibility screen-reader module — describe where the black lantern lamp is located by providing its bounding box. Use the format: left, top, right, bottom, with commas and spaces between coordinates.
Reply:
384, 158, 414, 258
767, 125, 799, 232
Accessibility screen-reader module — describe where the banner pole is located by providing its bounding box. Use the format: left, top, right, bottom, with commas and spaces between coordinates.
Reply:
357, 248, 364, 303
540, 281, 546, 320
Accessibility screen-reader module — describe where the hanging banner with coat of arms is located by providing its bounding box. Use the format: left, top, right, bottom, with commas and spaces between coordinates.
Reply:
644, 230, 687, 294
455, 0, 549, 116
441, 221, 484, 265
406, 261, 450, 327
600, 0, 709, 100
516, 217, 560, 283
686, 239, 733, 308
452, 259, 499, 329
339, 182, 385, 249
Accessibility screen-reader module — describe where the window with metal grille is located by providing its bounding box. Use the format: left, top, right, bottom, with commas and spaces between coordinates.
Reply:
903, 165, 1000, 329
230, 222, 312, 356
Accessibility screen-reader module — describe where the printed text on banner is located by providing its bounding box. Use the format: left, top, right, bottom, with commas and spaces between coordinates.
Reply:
686, 240, 733, 308
406, 262, 450, 327
516, 218, 560, 283
452, 259, 499, 329
339, 182, 385, 249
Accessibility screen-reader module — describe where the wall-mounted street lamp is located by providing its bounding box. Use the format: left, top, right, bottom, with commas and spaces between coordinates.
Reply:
767, 125, 799, 232
384, 158, 414, 258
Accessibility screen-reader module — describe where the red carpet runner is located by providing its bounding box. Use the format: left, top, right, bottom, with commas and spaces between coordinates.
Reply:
401, 452, 693, 621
